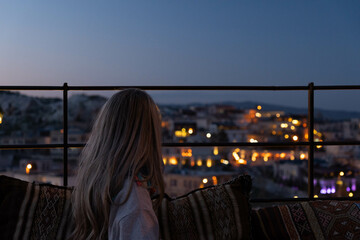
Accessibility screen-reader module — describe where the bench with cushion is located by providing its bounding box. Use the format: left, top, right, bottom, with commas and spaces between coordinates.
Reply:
2, 175, 360, 240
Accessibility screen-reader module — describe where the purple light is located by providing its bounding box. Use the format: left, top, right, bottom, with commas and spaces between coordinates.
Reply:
331, 187, 336, 194
314, 179, 317, 185
352, 185, 356, 191
327, 188, 331, 194
320, 189, 326, 194
347, 187, 351, 192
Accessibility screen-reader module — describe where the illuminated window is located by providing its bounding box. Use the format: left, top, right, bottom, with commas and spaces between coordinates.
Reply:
206, 159, 212, 168
169, 157, 178, 165
212, 176, 218, 185
213, 147, 219, 155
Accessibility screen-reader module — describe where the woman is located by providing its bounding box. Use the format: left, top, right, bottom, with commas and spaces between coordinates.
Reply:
71, 89, 164, 240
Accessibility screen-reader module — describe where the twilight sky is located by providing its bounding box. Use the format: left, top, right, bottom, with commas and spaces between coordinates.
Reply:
0, 1, 359, 111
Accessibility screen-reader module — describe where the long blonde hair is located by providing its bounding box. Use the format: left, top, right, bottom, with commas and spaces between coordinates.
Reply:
71, 89, 164, 240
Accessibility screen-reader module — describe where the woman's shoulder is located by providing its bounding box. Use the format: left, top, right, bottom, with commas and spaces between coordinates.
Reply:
111, 179, 153, 216
108, 180, 159, 239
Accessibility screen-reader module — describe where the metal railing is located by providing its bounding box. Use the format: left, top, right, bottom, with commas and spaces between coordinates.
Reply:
1, 83, 360, 202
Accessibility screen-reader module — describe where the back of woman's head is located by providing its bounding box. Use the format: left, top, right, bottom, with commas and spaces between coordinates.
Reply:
71, 89, 164, 240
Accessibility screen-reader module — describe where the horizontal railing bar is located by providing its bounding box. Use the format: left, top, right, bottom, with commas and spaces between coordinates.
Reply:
0, 85, 309, 91
251, 197, 360, 202
1, 85, 359, 91
0, 85, 360, 91
68, 86, 310, 91
0, 86, 64, 90
1, 141, 360, 149
314, 85, 360, 90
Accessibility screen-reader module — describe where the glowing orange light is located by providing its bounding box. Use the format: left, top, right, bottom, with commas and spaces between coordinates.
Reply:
213, 147, 218, 155
233, 152, 240, 161
175, 130, 188, 137
292, 119, 299, 125
220, 159, 229, 165
181, 149, 192, 157
169, 157, 178, 165
252, 152, 259, 161
264, 153, 271, 162
238, 159, 247, 165
212, 176, 218, 185
26, 163, 32, 174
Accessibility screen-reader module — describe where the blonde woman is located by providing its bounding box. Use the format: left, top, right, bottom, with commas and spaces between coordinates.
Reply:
71, 89, 164, 240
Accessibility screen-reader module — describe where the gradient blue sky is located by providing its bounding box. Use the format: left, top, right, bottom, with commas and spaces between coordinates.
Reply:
0, 1, 359, 110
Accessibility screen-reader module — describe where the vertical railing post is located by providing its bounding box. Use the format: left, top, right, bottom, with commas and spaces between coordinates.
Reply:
308, 82, 314, 198
63, 83, 68, 186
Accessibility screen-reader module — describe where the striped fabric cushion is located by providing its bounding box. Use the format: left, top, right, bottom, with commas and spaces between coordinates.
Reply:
252, 200, 360, 239
0, 175, 73, 240
155, 175, 252, 240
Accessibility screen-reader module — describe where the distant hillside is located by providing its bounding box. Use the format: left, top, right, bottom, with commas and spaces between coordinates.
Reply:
1, 91, 359, 137
0, 91, 106, 135
212, 101, 360, 121
160, 100, 360, 121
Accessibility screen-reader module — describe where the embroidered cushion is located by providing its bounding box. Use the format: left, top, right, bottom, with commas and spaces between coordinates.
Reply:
155, 175, 252, 240
0, 175, 73, 240
252, 200, 360, 239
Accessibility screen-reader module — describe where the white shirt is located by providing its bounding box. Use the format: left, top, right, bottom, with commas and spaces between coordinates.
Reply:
108, 180, 159, 240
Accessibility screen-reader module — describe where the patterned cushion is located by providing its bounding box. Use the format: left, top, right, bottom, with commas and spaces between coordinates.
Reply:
155, 175, 252, 240
252, 200, 360, 240
0, 175, 73, 240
